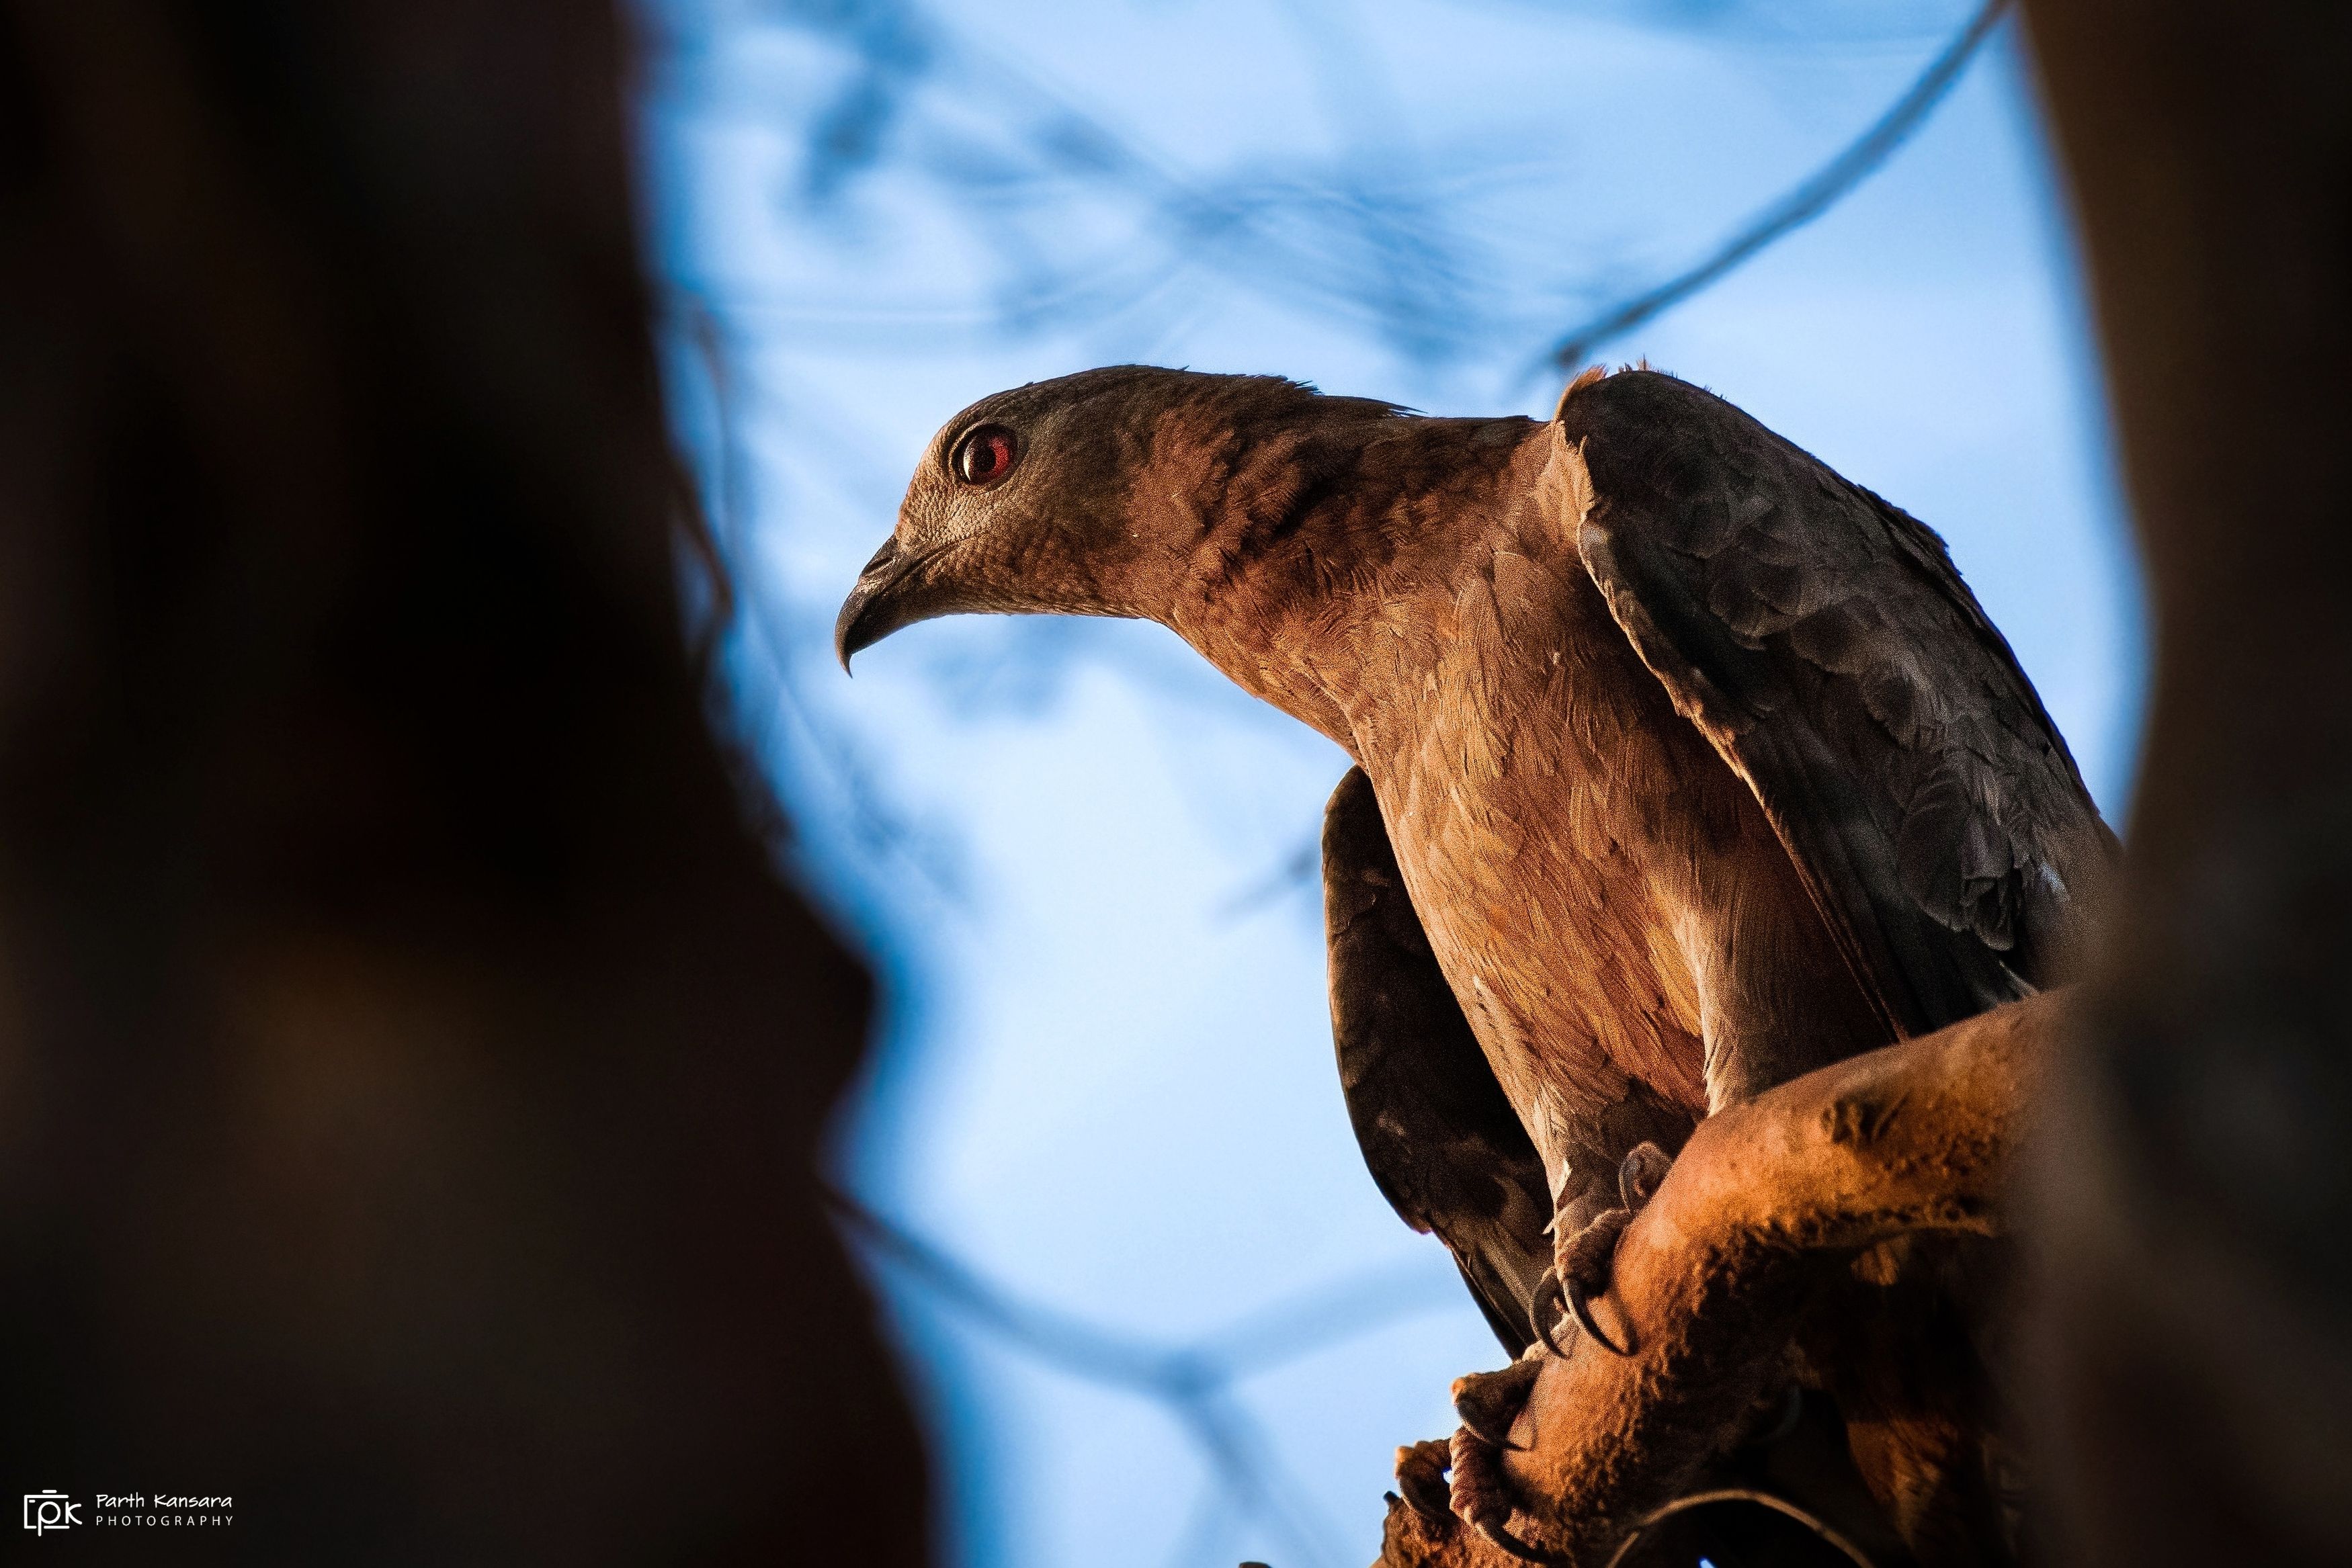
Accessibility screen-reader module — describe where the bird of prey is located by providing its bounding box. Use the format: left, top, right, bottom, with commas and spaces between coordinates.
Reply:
836, 363, 2108, 1533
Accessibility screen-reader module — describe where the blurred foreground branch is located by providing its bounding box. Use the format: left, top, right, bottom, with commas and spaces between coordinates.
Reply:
2017, 1, 2352, 1562
0, 3, 924, 1560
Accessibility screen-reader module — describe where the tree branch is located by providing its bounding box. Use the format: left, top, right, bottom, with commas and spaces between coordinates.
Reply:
1382, 992, 2062, 1567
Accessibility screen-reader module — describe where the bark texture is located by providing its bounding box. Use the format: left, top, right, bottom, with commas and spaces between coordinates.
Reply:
2015, 2, 2352, 1563
0, 2, 927, 1562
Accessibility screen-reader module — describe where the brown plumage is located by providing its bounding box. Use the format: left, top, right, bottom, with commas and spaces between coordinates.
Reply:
837, 363, 2109, 1548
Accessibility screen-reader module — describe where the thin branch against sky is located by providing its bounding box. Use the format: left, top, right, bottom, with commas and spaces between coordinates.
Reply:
825, 1184, 1462, 1568
1541, 0, 2013, 375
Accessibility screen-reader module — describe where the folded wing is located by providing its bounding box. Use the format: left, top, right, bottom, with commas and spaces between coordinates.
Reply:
1322, 767, 1554, 1354
1560, 370, 2112, 1037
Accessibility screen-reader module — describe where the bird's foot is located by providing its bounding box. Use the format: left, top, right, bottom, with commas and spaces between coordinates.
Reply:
1450, 1358, 1540, 1535
1390, 1360, 1572, 1565
1450, 1425, 1516, 1534
1393, 1438, 1454, 1523
1450, 1421, 1575, 1564
1391, 1357, 1540, 1524
1533, 1141, 1672, 1358
1392, 1424, 1522, 1544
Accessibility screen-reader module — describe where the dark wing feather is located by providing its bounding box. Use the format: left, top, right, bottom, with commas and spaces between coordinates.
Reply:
1322, 767, 1553, 1356
1560, 370, 2113, 1037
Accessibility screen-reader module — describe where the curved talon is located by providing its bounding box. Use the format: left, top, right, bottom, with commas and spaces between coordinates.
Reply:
1529, 1270, 1572, 1357
1394, 1440, 1455, 1522
1453, 1360, 1540, 1450
1619, 1139, 1673, 1209
1478, 1520, 1576, 1567
1564, 1272, 1634, 1357
1456, 1410, 1527, 1454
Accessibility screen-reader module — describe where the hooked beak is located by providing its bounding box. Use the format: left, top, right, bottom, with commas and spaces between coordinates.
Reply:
833, 538, 900, 673
833, 535, 949, 672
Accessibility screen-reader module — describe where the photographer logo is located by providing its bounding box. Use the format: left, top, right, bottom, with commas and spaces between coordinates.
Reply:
24, 1492, 79, 1534
20, 1491, 233, 1533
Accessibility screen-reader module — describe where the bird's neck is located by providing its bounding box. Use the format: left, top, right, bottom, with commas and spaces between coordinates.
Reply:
1159, 415, 1552, 757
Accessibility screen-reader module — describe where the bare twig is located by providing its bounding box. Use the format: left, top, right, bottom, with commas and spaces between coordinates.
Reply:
1542, 0, 2012, 374
824, 1183, 1467, 1568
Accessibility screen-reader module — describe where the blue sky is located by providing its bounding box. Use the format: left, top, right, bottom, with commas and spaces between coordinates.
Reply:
638, 4, 2144, 1564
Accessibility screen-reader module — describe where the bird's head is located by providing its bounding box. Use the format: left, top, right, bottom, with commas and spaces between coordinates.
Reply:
833, 365, 1402, 670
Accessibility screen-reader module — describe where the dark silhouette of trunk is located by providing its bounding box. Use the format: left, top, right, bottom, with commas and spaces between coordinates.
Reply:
0, 2, 927, 1561
2017, 3, 2352, 1563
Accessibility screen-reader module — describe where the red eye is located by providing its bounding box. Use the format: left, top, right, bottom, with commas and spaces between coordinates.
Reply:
954, 424, 1018, 486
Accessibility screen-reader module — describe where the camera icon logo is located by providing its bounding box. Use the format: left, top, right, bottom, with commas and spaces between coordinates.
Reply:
23, 1491, 81, 1534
